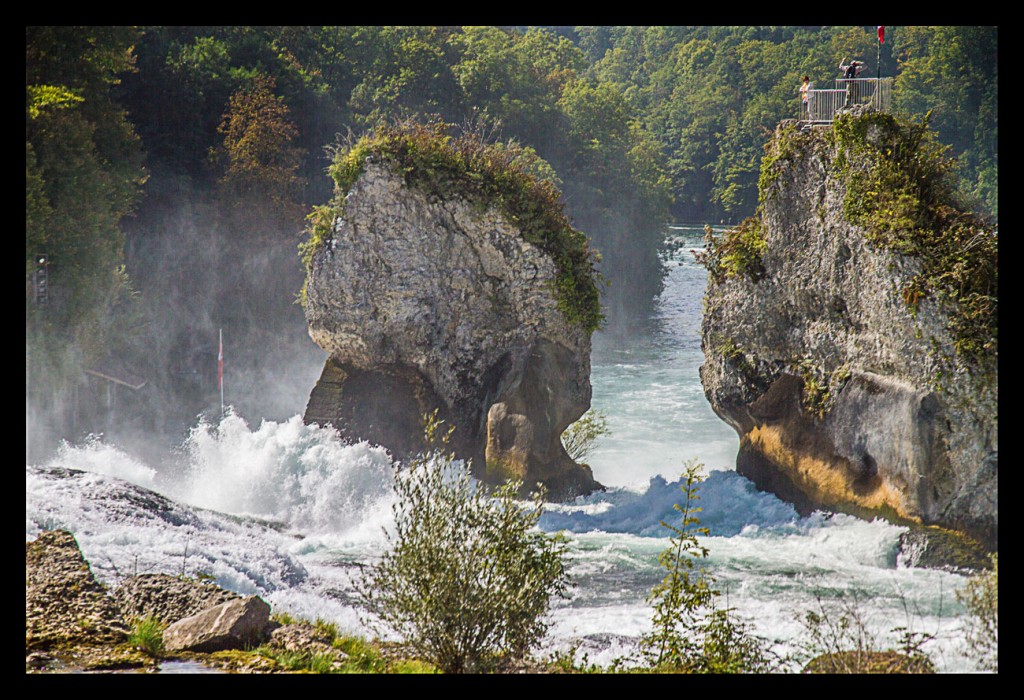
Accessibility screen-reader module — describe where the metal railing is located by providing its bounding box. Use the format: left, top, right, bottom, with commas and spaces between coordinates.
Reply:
800, 77, 893, 124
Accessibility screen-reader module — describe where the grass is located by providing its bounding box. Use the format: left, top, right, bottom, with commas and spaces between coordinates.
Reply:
126, 616, 165, 657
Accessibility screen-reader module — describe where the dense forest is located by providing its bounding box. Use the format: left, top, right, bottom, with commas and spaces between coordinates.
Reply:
25, 26, 998, 451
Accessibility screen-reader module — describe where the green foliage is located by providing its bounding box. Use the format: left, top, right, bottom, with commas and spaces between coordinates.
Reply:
757, 121, 813, 201
795, 361, 851, 419
322, 119, 604, 332
358, 411, 571, 674
640, 459, 780, 673
296, 204, 336, 305
251, 616, 439, 673
892, 26, 998, 219
641, 459, 714, 669
545, 640, 603, 674
331, 635, 391, 673
829, 111, 997, 375
957, 553, 998, 671
560, 409, 611, 462
26, 26, 147, 390
579, 26, 997, 225
126, 616, 166, 657
255, 647, 338, 673
689, 607, 783, 674
271, 611, 298, 626
214, 72, 305, 216
26, 85, 84, 119
694, 218, 766, 284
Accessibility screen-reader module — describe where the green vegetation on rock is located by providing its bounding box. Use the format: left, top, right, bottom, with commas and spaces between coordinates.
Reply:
828, 111, 997, 376
312, 119, 604, 333
694, 218, 767, 284
126, 616, 166, 657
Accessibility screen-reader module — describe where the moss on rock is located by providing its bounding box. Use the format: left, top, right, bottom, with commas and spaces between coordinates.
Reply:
303, 119, 603, 333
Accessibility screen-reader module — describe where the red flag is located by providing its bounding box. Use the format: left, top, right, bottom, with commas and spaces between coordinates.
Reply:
877, 26, 885, 44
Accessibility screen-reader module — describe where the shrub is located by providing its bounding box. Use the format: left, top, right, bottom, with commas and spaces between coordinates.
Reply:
641, 459, 714, 669
126, 616, 165, 657
796, 590, 936, 674
640, 459, 780, 673
694, 218, 767, 284
357, 411, 570, 673
957, 553, 998, 671
561, 408, 611, 462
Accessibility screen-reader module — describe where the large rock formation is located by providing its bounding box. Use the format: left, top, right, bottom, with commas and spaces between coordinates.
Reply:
700, 116, 997, 548
302, 156, 600, 500
162, 595, 272, 653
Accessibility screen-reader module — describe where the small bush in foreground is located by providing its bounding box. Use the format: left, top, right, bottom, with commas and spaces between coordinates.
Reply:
640, 459, 781, 673
958, 553, 998, 671
358, 411, 570, 673
796, 591, 935, 674
126, 616, 165, 657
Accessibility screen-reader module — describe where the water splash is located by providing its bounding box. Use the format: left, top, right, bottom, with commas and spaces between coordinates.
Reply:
172, 410, 397, 539
46, 434, 158, 489
540, 470, 800, 537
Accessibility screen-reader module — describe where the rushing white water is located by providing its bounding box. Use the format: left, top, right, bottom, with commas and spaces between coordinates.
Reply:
25, 226, 985, 673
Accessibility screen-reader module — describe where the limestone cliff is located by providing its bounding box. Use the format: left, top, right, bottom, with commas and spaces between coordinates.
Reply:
699, 114, 997, 548
301, 132, 602, 500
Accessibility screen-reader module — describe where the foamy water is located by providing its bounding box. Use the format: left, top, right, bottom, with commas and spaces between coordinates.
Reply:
24, 227, 986, 672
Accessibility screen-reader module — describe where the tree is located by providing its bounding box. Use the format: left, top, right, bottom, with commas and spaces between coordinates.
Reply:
214, 72, 305, 220
26, 26, 147, 384
358, 412, 570, 673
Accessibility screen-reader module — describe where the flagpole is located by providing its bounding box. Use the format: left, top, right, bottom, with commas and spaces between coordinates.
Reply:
219, 328, 224, 416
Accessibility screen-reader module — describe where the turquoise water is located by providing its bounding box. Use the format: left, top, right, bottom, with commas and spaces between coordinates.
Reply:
25, 226, 985, 672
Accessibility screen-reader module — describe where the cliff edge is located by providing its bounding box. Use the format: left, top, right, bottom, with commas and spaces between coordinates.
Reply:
699, 114, 997, 549
301, 123, 603, 500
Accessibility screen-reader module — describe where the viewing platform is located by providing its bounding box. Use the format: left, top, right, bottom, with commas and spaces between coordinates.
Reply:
802, 77, 893, 125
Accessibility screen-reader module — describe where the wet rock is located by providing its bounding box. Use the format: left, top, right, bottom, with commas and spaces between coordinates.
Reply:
163, 595, 272, 653
26, 530, 129, 650
114, 573, 241, 625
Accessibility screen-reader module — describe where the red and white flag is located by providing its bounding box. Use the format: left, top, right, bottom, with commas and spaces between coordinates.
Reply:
877, 26, 885, 44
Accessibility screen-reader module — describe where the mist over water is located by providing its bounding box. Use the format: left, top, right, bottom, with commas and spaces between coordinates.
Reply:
25, 226, 983, 672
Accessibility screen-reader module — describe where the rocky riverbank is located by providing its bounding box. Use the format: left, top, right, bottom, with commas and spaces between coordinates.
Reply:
27, 527, 954, 674
25, 530, 356, 674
